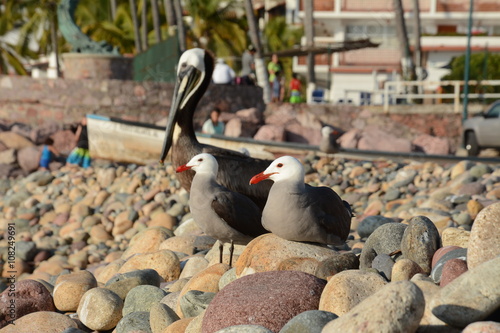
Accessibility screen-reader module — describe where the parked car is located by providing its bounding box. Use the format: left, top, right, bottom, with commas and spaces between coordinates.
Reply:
462, 100, 500, 156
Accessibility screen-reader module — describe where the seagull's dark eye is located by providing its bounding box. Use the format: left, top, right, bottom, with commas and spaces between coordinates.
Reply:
198, 158, 203, 162
277, 163, 283, 168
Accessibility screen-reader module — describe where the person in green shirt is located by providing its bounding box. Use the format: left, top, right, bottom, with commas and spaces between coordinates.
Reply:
268, 54, 282, 102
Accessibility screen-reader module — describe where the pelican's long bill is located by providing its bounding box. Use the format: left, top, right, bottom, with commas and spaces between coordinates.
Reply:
159, 49, 205, 164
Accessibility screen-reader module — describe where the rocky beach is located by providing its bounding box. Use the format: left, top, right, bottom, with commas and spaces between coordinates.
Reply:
0, 148, 499, 332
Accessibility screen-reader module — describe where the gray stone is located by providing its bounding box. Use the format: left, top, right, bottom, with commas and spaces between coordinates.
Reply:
357, 215, 394, 239
149, 302, 180, 333
15, 241, 37, 261
180, 290, 216, 318
77, 287, 123, 331
372, 253, 394, 280
122, 285, 168, 316
430, 248, 467, 284
322, 281, 424, 333
104, 268, 162, 299
360, 222, 407, 270
218, 267, 237, 290
384, 188, 401, 201
279, 310, 337, 333
400, 215, 441, 274
315, 252, 359, 280
430, 256, 500, 328
116, 311, 151, 333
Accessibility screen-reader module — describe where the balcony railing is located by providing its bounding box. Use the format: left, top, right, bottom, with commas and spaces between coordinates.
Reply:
308, 0, 499, 12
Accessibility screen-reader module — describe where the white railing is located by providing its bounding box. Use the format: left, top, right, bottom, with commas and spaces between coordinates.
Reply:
383, 80, 500, 113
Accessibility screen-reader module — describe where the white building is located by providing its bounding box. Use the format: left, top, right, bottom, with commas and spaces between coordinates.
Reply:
288, 0, 500, 105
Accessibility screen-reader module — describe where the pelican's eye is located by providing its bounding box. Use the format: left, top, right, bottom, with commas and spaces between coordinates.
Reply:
180, 62, 187, 69
277, 163, 283, 168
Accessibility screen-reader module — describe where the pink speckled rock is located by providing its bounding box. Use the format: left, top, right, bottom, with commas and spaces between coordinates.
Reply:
201, 271, 326, 333
0, 279, 55, 328
440, 258, 468, 287
431, 245, 461, 268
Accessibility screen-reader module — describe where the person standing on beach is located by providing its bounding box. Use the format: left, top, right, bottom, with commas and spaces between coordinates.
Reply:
66, 116, 91, 168
241, 45, 256, 85
268, 54, 282, 102
212, 58, 236, 85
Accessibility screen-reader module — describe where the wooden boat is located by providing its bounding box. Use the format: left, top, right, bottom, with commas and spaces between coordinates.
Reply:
86, 114, 318, 165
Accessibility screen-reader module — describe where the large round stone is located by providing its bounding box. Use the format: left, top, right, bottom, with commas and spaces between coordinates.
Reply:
322, 281, 424, 332
77, 288, 123, 331
202, 271, 326, 333
467, 202, 500, 269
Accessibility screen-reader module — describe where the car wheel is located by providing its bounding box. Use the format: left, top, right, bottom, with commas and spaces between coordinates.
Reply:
465, 131, 479, 156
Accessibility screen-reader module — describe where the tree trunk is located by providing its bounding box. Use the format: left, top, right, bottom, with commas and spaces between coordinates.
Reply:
412, 0, 423, 80
304, 0, 315, 103
110, 0, 117, 20
150, 0, 162, 42
49, 1, 60, 77
243, 0, 270, 103
141, 0, 148, 50
173, 0, 186, 52
394, 0, 415, 81
129, 0, 142, 52
163, 0, 176, 29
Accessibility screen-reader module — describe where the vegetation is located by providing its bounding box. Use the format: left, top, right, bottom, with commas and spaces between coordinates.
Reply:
442, 52, 500, 103
0, 0, 302, 78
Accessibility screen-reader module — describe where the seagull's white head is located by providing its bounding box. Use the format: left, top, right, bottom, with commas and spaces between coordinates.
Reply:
321, 126, 333, 138
249, 155, 304, 184
176, 153, 218, 175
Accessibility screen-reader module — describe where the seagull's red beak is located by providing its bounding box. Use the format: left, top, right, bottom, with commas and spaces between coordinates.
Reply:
249, 171, 275, 185
176, 164, 192, 173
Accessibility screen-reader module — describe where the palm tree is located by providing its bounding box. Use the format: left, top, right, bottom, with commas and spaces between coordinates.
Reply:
184, 0, 246, 61
304, 0, 315, 102
243, 0, 269, 102
0, 0, 28, 74
394, 0, 415, 81
76, 0, 136, 54
163, 0, 175, 29
150, 0, 162, 42
129, 0, 142, 52
172, 0, 186, 51
412, 0, 422, 81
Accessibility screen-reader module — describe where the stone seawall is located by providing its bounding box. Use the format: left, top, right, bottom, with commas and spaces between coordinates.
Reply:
0, 75, 265, 127
0, 75, 463, 147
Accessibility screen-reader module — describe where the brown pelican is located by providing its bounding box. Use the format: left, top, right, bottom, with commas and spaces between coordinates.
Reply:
160, 48, 272, 208
176, 153, 266, 266
250, 155, 351, 245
